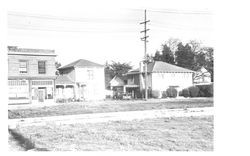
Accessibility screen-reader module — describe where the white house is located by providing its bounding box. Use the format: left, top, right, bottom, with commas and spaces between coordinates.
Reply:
56, 59, 105, 101
125, 61, 195, 98
193, 66, 212, 84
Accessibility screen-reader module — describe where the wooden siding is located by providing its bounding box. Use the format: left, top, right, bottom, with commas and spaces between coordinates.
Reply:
8, 54, 56, 78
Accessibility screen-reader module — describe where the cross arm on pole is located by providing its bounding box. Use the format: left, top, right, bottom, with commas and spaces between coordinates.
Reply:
140, 20, 150, 24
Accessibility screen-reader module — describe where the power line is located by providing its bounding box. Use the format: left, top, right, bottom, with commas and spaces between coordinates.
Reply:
8, 11, 141, 24
148, 9, 212, 15
9, 24, 141, 33
125, 8, 212, 15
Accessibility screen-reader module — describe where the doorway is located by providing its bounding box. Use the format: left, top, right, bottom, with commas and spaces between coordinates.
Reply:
38, 87, 46, 102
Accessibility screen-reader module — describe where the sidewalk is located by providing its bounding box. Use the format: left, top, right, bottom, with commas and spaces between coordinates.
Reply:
9, 107, 213, 128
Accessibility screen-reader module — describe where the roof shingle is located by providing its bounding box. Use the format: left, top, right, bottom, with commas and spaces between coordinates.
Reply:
126, 61, 194, 74
55, 75, 74, 84
59, 59, 104, 70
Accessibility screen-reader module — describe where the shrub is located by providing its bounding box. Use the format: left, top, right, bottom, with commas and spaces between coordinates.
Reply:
188, 86, 200, 97
178, 90, 183, 96
152, 90, 161, 98
136, 89, 152, 99
162, 91, 167, 98
182, 88, 190, 97
196, 84, 213, 97
166, 87, 177, 98
207, 85, 213, 97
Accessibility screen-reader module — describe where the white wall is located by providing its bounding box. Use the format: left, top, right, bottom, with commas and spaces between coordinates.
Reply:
152, 72, 193, 91
75, 67, 105, 100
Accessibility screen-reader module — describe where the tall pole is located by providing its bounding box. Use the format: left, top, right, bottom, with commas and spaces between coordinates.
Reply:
140, 9, 150, 100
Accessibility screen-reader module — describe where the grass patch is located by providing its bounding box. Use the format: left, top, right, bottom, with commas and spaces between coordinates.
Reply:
14, 116, 213, 151
9, 98, 213, 119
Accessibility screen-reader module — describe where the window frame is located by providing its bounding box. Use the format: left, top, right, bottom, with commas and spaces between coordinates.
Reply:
87, 69, 94, 80
19, 60, 28, 74
38, 61, 46, 74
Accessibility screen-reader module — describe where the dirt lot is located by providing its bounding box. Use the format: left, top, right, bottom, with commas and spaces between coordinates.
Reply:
9, 98, 213, 119
12, 116, 213, 151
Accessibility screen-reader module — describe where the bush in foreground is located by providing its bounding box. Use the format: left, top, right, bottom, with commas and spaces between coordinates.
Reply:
196, 84, 213, 97
182, 88, 190, 97
152, 90, 161, 98
162, 91, 167, 98
166, 87, 177, 98
188, 86, 200, 97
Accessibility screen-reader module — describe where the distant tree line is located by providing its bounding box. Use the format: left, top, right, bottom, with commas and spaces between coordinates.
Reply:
151, 38, 214, 82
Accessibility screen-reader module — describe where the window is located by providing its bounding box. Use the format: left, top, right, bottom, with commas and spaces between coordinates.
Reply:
38, 61, 46, 74
87, 70, 94, 80
19, 60, 28, 73
32, 80, 53, 85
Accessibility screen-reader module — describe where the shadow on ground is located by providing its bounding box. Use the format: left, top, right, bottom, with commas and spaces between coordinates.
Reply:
8, 128, 49, 151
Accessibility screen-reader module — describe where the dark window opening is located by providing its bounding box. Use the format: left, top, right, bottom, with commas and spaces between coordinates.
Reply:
38, 61, 46, 74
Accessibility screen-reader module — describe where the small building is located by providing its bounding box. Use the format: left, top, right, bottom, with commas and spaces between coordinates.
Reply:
109, 75, 128, 98
8, 46, 57, 104
194, 67, 212, 84
125, 61, 195, 98
56, 59, 105, 101
109, 75, 126, 92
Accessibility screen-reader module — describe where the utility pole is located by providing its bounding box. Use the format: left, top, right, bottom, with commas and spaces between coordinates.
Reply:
140, 9, 150, 100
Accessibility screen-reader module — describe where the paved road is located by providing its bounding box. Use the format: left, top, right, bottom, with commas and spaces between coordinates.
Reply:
9, 107, 213, 128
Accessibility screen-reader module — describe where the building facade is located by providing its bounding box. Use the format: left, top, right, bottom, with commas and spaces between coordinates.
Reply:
8, 46, 57, 104
56, 59, 105, 101
125, 61, 195, 98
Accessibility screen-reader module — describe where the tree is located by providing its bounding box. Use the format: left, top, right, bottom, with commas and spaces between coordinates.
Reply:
203, 47, 214, 82
175, 42, 195, 70
153, 50, 162, 61
161, 44, 175, 64
166, 38, 181, 52
109, 61, 132, 76
193, 51, 206, 71
188, 40, 207, 71
188, 40, 202, 54
153, 44, 175, 65
55, 61, 61, 75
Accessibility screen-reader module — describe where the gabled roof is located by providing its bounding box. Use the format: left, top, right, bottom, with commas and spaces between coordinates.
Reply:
126, 61, 194, 75
109, 75, 126, 87
150, 61, 194, 73
55, 75, 74, 84
59, 59, 104, 70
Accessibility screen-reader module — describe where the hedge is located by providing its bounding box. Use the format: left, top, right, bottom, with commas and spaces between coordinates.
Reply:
162, 91, 167, 98
188, 86, 200, 97
195, 84, 213, 97
182, 88, 190, 97
152, 90, 161, 98
166, 87, 177, 98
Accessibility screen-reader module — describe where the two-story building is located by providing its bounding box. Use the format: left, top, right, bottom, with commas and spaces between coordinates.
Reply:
56, 59, 105, 101
8, 46, 57, 104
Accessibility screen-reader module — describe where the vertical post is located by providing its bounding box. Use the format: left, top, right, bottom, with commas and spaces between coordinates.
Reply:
53, 79, 56, 102
140, 9, 150, 100
144, 10, 148, 100
28, 79, 32, 104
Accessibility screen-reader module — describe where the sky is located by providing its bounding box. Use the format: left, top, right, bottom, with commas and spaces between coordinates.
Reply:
7, 0, 214, 68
